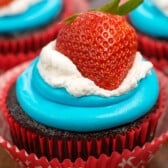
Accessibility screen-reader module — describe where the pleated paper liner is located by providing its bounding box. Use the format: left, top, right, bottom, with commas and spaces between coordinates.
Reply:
0, 51, 38, 71
136, 32, 168, 75
0, 62, 168, 168
0, 0, 89, 71
137, 32, 168, 61
147, 57, 168, 77
0, 134, 167, 168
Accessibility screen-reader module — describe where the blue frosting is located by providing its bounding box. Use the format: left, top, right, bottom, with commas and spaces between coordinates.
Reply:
0, 0, 62, 33
129, 0, 168, 38
16, 58, 159, 132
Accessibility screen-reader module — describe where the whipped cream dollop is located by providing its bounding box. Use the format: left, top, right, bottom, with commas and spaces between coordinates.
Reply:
0, 0, 41, 16
153, 0, 168, 16
38, 41, 153, 97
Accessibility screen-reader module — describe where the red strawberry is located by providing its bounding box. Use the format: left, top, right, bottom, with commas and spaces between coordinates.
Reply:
0, 0, 13, 7
56, 1, 140, 90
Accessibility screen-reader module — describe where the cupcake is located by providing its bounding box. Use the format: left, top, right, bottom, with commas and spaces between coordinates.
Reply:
0, 0, 168, 167
129, 0, 168, 74
0, 0, 88, 71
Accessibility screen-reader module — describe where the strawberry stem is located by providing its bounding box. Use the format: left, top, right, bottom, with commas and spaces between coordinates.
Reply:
64, 0, 143, 24
95, 0, 120, 14
117, 0, 144, 15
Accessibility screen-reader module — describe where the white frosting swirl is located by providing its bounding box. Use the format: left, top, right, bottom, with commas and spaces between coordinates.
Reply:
37, 41, 153, 97
0, 0, 41, 16
153, 0, 168, 16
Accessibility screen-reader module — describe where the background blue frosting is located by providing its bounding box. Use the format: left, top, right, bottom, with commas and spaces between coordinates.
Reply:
0, 0, 62, 33
129, 0, 168, 38
16, 58, 159, 132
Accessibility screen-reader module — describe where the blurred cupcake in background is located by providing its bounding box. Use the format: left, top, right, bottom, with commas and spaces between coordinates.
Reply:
0, 0, 88, 71
129, 0, 168, 74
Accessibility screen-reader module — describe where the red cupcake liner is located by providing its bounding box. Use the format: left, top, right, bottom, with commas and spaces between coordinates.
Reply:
0, 51, 38, 71
0, 133, 167, 168
0, 61, 168, 167
147, 57, 168, 77
2, 114, 164, 163
137, 32, 168, 75
137, 33, 168, 61
0, 0, 89, 71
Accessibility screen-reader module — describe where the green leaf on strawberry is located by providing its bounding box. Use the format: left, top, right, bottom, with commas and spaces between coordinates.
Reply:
117, 0, 144, 15
65, 0, 143, 24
